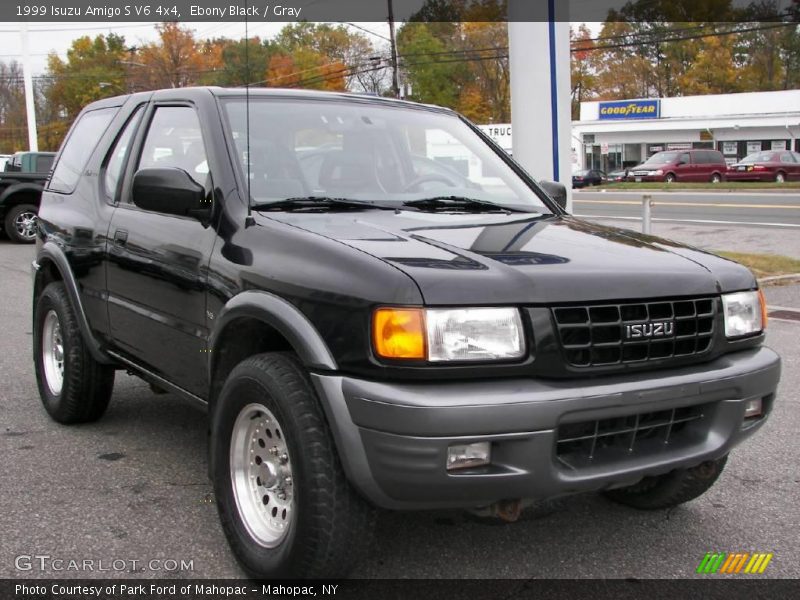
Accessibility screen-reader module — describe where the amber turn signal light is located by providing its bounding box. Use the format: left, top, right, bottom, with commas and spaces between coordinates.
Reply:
372, 308, 426, 359
758, 288, 768, 330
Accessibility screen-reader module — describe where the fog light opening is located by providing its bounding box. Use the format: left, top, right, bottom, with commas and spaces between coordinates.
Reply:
744, 398, 763, 419
447, 442, 491, 471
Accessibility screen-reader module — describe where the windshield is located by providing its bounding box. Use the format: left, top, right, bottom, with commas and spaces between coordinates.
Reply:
740, 152, 777, 164
643, 152, 679, 165
222, 98, 551, 213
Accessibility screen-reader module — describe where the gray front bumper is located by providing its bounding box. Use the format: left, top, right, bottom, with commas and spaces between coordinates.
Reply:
312, 346, 781, 510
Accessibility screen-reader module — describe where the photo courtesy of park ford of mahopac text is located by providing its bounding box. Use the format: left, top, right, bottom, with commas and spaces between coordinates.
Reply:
1, 0, 800, 598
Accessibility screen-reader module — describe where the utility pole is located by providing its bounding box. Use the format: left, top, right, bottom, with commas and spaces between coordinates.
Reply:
20, 22, 38, 151
387, 0, 400, 98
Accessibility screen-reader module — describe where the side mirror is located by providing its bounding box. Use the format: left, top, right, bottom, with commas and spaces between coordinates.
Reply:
132, 167, 209, 220
539, 180, 568, 211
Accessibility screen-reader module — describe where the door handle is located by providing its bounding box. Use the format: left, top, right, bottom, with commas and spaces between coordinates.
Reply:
113, 229, 128, 246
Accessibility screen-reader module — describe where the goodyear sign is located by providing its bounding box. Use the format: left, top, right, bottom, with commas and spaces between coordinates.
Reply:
598, 99, 660, 120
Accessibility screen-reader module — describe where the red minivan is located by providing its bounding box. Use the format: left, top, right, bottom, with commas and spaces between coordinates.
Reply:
630, 149, 727, 183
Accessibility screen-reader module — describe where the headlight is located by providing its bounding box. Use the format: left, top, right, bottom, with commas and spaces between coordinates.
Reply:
372, 307, 524, 362
722, 290, 765, 338
654, 169, 664, 175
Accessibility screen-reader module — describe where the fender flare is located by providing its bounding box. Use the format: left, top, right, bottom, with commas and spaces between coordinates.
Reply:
0, 182, 44, 206
34, 241, 114, 365
209, 290, 338, 375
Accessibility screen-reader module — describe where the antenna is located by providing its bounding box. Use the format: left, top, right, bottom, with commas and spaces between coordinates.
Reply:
244, 0, 255, 227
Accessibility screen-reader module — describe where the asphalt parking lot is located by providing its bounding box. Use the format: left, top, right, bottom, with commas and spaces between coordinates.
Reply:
1, 238, 798, 579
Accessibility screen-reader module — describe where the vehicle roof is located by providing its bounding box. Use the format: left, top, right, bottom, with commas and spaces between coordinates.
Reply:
85, 86, 454, 115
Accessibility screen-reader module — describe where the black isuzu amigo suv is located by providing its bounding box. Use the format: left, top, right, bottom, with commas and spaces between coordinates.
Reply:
32, 88, 780, 577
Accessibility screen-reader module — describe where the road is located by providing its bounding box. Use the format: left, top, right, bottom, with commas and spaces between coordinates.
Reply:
1, 239, 799, 579
573, 190, 800, 228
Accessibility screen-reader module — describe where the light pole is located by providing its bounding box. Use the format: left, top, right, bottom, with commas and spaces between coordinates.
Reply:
20, 22, 38, 151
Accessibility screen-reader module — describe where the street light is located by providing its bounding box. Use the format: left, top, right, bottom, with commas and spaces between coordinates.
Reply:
98, 82, 126, 94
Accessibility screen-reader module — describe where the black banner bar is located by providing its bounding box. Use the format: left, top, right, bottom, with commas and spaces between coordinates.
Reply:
3, 579, 800, 600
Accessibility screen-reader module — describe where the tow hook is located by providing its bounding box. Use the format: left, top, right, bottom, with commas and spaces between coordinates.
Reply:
469, 499, 526, 522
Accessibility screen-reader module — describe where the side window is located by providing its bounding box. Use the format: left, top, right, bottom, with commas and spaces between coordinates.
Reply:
103, 106, 144, 202
49, 107, 117, 193
780, 152, 795, 164
679, 153, 690, 164
136, 106, 208, 190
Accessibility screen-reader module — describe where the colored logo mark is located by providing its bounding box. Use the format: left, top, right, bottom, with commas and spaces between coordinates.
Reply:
697, 552, 773, 574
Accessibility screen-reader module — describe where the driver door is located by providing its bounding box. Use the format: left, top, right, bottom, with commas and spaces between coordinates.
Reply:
106, 103, 218, 396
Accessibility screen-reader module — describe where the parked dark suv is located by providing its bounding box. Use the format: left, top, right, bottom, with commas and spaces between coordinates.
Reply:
631, 149, 727, 183
32, 88, 780, 578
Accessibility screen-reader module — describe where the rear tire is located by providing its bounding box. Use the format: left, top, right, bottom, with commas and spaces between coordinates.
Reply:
603, 455, 728, 510
211, 352, 375, 578
33, 282, 115, 423
665, 173, 676, 183
4, 203, 38, 244
711, 173, 722, 183
776, 172, 786, 183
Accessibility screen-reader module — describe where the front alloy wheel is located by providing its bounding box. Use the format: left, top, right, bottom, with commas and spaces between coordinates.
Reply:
212, 353, 375, 578
230, 403, 295, 548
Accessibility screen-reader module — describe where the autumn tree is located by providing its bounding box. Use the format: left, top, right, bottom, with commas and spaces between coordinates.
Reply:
266, 23, 380, 91
571, 24, 598, 118
133, 23, 209, 89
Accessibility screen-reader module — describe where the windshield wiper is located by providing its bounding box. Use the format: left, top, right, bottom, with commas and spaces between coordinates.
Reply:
403, 196, 528, 213
252, 196, 394, 212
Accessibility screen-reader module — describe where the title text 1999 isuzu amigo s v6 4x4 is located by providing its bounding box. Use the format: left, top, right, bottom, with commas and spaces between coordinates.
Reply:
32, 88, 780, 578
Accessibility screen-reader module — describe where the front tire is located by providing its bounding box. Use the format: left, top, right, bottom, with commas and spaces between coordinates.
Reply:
603, 455, 728, 510
665, 173, 676, 183
212, 353, 375, 578
4, 203, 38, 243
711, 173, 722, 183
33, 282, 115, 423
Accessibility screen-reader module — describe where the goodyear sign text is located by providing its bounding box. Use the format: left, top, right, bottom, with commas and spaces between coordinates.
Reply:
598, 99, 660, 120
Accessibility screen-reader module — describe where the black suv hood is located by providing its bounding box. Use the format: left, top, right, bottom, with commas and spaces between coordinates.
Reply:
261, 211, 756, 304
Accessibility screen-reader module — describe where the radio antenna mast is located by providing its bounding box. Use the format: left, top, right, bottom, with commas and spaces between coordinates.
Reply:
244, 0, 254, 226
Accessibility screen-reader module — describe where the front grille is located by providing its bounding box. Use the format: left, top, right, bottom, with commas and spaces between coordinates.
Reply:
556, 404, 708, 470
632, 170, 651, 176
552, 298, 715, 368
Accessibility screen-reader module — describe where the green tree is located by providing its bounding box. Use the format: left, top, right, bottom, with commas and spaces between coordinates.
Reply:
46, 34, 128, 119
397, 23, 465, 108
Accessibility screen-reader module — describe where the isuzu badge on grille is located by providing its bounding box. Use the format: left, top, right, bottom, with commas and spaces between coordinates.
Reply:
625, 321, 675, 339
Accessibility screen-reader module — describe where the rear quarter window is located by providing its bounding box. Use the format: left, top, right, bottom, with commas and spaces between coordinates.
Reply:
49, 107, 117, 193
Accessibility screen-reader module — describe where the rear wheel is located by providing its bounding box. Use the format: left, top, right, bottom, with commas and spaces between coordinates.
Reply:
212, 352, 375, 578
711, 173, 722, 183
603, 455, 728, 510
665, 173, 676, 183
33, 282, 115, 423
776, 171, 786, 183
4, 203, 38, 244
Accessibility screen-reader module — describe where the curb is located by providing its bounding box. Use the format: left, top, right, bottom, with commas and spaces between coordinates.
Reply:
758, 273, 800, 284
